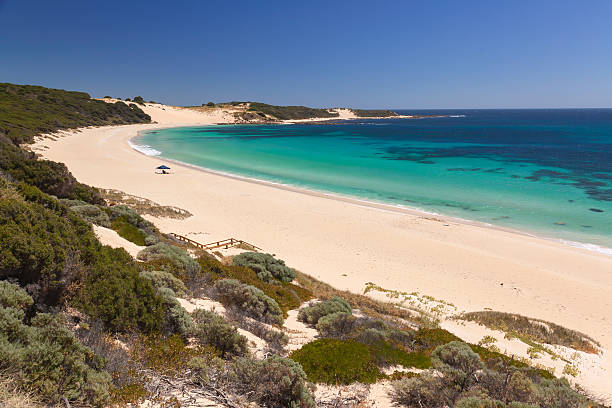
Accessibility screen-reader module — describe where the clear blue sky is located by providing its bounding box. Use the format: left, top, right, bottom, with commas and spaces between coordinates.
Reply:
1, 0, 611, 108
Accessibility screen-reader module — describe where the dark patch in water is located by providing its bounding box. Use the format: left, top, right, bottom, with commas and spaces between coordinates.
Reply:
568, 199, 574, 203
511, 175, 522, 178
589, 208, 604, 213
419, 160, 435, 164
484, 167, 505, 173
447, 167, 481, 171
582, 225, 592, 228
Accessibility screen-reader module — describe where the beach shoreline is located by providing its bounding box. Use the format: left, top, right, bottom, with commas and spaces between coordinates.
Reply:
130, 128, 612, 258
31, 105, 612, 401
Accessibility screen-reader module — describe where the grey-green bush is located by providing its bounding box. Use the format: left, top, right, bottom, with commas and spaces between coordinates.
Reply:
140, 270, 188, 297
298, 297, 352, 325
227, 356, 315, 408
137, 242, 200, 277
232, 252, 297, 283
431, 341, 483, 393
0, 281, 33, 310
390, 371, 448, 407
213, 278, 283, 325
190, 309, 248, 357
157, 287, 192, 336
0, 284, 111, 406
315, 311, 357, 338
69, 204, 111, 227
107, 205, 154, 232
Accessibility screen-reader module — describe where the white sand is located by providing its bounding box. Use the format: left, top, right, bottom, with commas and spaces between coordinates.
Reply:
32, 102, 612, 400
92, 225, 144, 258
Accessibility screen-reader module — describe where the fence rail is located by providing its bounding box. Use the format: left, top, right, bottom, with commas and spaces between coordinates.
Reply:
169, 233, 262, 251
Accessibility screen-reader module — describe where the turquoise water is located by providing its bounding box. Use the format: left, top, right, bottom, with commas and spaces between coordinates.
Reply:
135, 109, 612, 252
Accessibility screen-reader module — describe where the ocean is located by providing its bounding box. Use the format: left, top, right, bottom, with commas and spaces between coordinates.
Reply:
134, 109, 612, 253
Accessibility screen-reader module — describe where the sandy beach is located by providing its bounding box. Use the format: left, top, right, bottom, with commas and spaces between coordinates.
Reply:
32, 103, 612, 400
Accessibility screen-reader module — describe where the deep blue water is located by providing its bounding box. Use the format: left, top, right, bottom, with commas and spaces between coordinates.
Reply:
136, 109, 612, 252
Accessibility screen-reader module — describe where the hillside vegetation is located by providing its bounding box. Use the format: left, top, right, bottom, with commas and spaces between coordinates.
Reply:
0, 83, 151, 204
351, 109, 399, 117
247, 102, 339, 120
0, 83, 150, 145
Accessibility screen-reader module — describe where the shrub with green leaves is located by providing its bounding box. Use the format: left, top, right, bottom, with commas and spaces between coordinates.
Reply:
391, 340, 590, 407
80, 246, 165, 333
227, 356, 315, 408
197, 256, 312, 315
290, 338, 383, 384
0, 283, 111, 406
68, 203, 111, 227
213, 278, 283, 325
232, 252, 297, 283
316, 311, 357, 338
137, 243, 200, 279
140, 270, 188, 297
190, 309, 248, 357
298, 297, 352, 325
157, 287, 192, 336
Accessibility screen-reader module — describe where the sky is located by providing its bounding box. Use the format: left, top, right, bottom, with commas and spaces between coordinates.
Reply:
1, 0, 611, 109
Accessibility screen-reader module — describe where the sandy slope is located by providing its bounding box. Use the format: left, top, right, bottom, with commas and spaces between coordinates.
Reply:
32, 102, 612, 401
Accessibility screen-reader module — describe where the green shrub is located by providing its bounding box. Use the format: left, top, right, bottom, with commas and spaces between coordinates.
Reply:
132, 96, 145, 105
157, 287, 193, 336
213, 279, 283, 325
298, 297, 352, 325
391, 372, 448, 407
0, 286, 111, 406
140, 270, 188, 297
110, 215, 146, 245
228, 356, 315, 408
138, 243, 200, 279
232, 252, 297, 283
413, 327, 462, 351
0, 281, 33, 310
455, 396, 505, 408
290, 338, 383, 384
0, 182, 100, 306
316, 311, 357, 338
190, 309, 248, 357
197, 256, 312, 315
68, 203, 111, 227
80, 246, 165, 333
432, 341, 484, 392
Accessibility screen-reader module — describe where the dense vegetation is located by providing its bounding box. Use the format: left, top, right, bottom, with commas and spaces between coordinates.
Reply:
248, 102, 339, 120
232, 251, 297, 283
0, 83, 150, 205
0, 83, 150, 145
351, 108, 399, 117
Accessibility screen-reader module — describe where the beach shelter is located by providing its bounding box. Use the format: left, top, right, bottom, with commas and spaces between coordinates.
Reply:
156, 164, 171, 174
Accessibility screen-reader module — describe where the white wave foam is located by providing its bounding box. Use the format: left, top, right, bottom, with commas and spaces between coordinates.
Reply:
128, 140, 161, 156
560, 240, 612, 256
449, 115, 466, 118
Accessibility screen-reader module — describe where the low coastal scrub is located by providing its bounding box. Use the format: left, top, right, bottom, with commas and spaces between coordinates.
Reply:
80, 246, 165, 333
140, 270, 188, 297
351, 109, 399, 117
100, 188, 192, 219
290, 338, 384, 384
298, 296, 352, 325
197, 256, 312, 314
212, 278, 284, 325
62, 200, 112, 227
0, 82, 150, 145
247, 102, 339, 120
461, 311, 599, 353
227, 356, 315, 407
190, 309, 249, 357
0, 282, 111, 406
138, 242, 201, 280
390, 341, 591, 407
232, 251, 297, 283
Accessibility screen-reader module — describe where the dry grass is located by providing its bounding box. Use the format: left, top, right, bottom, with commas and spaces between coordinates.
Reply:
0, 374, 48, 408
294, 272, 421, 329
460, 311, 600, 354
100, 188, 192, 219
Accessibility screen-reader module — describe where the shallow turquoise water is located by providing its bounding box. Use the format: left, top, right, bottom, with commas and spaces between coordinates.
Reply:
135, 109, 612, 252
